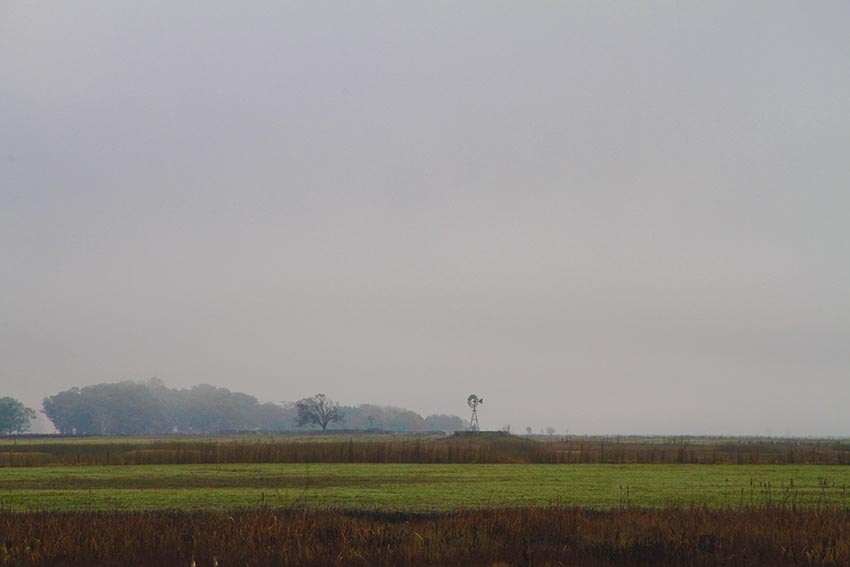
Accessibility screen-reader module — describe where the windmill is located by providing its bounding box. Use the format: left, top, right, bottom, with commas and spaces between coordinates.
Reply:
467, 394, 484, 431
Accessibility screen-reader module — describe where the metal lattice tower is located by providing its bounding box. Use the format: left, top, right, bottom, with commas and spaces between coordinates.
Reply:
467, 394, 484, 431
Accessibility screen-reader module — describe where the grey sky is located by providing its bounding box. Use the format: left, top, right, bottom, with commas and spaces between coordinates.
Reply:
2, 2, 849, 435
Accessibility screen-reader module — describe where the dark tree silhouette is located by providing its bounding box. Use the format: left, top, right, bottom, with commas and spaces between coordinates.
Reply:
296, 394, 344, 431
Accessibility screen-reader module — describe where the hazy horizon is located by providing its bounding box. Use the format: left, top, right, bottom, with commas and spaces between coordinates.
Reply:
2, 2, 849, 436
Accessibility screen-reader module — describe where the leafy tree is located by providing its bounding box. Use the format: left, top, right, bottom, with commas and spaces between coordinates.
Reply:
174, 384, 259, 433
342, 404, 428, 432
43, 382, 162, 435
296, 394, 344, 431
0, 397, 36, 435
41, 379, 460, 435
321, 404, 464, 433
386, 409, 426, 432
340, 404, 388, 430
424, 414, 465, 433
91, 382, 163, 435
255, 401, 298, 431
42, 388, 95, 435
43, 381, 285, 435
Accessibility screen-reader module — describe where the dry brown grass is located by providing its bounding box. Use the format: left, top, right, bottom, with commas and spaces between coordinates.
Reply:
2, 506, 850, 566
4, 434, 850, 466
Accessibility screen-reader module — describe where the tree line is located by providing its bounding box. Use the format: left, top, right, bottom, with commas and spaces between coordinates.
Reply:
22, 379, 464, 436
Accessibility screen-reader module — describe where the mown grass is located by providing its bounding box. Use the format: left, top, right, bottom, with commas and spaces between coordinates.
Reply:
2, 463, 850, 512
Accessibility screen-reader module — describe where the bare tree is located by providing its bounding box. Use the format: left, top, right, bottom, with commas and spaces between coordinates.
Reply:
296, 393, 344, 431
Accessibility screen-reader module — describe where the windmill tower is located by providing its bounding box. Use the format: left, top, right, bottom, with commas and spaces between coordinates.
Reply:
467, 394, 484, 431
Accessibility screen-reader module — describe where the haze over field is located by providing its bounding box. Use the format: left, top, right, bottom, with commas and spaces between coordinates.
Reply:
2, 2, 849, 436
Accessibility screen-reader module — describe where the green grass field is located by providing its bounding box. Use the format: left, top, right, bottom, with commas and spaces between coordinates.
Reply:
3, 462, 849, 512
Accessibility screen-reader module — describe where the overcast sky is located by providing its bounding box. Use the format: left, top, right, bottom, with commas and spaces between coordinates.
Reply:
2, 1, 849, 435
